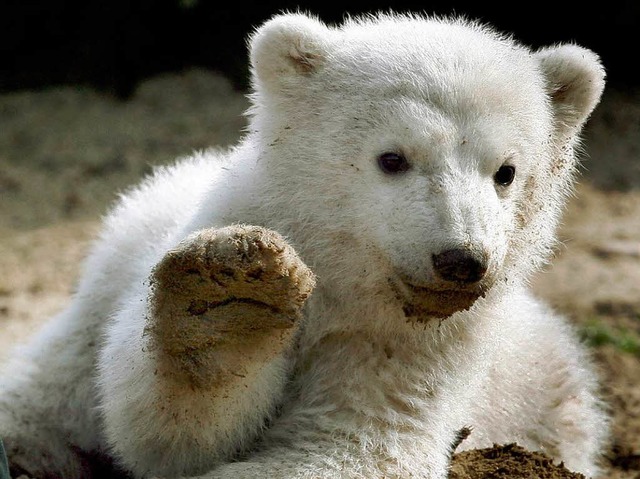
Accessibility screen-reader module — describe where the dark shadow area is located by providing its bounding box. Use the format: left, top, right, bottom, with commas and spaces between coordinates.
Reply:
581, 88, 640, 191
1, 1, 638, 97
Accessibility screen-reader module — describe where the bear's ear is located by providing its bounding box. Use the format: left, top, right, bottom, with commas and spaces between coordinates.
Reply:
535, 44, 606, 138
249, 13, 333, 92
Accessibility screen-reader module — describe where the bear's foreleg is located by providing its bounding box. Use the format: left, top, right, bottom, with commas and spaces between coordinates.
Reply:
97, 225, 315, 478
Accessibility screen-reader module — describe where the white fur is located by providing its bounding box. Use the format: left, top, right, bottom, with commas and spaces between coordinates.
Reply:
0, 12, 607, 479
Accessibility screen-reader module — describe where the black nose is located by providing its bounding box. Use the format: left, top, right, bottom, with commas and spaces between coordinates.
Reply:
432, 248, 488, 284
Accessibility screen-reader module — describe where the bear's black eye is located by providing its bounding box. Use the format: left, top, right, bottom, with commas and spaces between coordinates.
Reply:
494, 164, 516, 186
378, 152, 410, 174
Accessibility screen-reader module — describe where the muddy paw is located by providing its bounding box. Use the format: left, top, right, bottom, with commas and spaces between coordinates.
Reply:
145, 225, 315, 383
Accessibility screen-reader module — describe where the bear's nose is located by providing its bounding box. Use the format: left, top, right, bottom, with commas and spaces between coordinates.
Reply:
432, 248, 488, 284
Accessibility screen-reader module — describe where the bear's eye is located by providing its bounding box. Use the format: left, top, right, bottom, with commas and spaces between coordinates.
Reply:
494, 164, 516, 186
378, 152, 410, 175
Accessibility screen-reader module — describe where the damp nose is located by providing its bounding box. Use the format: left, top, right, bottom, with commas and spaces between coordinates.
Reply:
432, 248, 488, 284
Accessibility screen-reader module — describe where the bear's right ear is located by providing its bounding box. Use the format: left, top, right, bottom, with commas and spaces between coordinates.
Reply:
249, 13, 333, 92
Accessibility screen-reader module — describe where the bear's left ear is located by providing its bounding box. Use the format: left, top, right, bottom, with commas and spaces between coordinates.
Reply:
249, 13, 334, 93
535, 44, 606, 138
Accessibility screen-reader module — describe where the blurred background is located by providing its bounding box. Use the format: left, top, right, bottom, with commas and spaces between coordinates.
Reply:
2, 0, 639, 96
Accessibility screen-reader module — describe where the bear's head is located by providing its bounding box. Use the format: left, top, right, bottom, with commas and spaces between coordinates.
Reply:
245, 12, 605, 321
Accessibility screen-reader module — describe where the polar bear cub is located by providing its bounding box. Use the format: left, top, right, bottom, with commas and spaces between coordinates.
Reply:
1, 11, 607, 479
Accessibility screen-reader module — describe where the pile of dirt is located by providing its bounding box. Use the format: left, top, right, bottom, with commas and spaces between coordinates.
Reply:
450, 443, 585, 479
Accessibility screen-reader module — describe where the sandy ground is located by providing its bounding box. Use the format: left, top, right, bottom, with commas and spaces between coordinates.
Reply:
0, 69, 638, 478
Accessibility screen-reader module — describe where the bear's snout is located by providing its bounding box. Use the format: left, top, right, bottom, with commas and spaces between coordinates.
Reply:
432, 248, 488, 284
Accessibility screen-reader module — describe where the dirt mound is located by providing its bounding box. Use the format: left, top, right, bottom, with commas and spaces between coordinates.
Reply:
450, 443, 584, 479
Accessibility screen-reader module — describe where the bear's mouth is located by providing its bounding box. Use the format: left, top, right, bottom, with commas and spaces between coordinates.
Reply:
390, 278, 490, 321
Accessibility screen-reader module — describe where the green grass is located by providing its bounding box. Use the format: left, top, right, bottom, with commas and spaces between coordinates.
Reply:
580, 318, 640, 356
